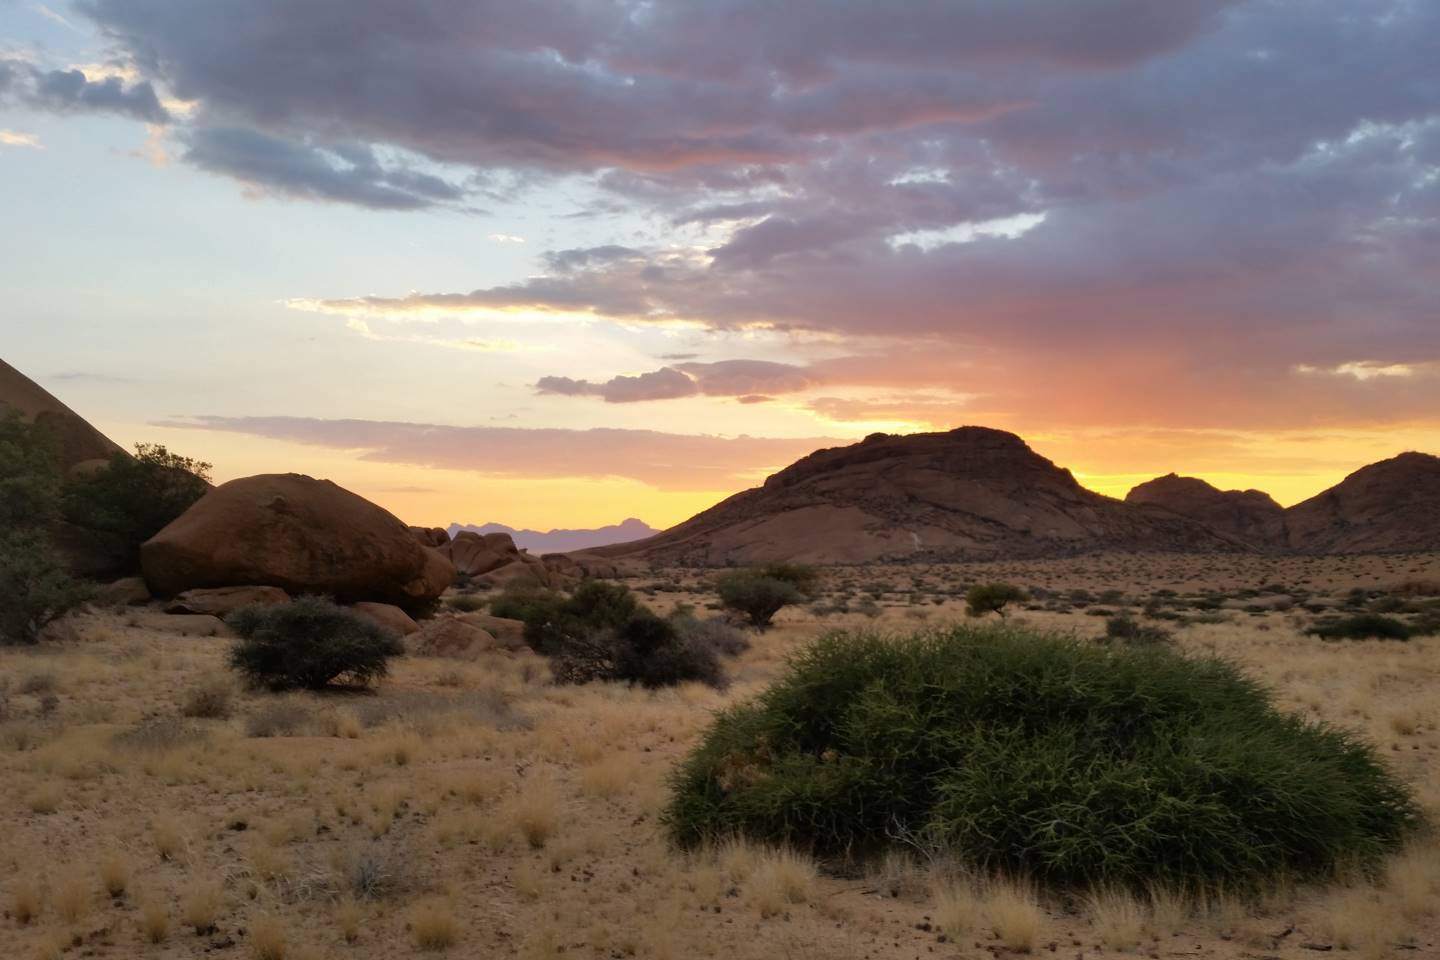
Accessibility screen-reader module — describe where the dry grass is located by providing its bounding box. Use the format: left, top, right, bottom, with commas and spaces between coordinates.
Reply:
1, 569, 1437, 960
745, 847, 816, 918
52, 864, 89, 924
25, 781, 63, 814
411, 897, 460, 950
137, 892, 170, 943
931, 876, 982, 936
250, 913, 288, 960
1086, 885, 1147, 949
99, 848, 132, 898
10, 876, 43, 925
182, 881, 224, 934
985, 878, 1043, 952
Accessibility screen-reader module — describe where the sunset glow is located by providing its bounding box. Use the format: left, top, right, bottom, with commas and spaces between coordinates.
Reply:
3, 1, 1436, 531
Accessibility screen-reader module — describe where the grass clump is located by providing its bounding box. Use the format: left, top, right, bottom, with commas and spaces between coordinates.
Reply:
228, 596, 403, 690
667, 624, 1420, 889
1308, 613, 1413, 641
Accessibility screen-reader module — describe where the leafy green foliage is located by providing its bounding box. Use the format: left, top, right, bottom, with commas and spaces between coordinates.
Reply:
495, 580, 727, 687
716, 572, 804, 628
227, 596, 403, 690
1102, 615, 1173, 646
1307, 614, 1413, 641
0, 529, 93, 644
964, 582, 1027, 618
667, 625, 1419, 889
0, 410, 62, 529
62, 443, 211, 570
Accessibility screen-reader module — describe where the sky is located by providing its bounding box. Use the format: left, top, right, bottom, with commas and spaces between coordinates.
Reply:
1, 0, 1437, 530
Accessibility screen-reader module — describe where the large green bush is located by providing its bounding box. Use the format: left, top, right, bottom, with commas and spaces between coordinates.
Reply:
0, 529, 93, 644
666, 625, 1419, 888
63, 443, 211, 570
227, 596, 403, 690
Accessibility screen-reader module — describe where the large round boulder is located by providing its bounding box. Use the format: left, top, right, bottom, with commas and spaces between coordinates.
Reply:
443, 531, 521, 577
140, 474, 454, 610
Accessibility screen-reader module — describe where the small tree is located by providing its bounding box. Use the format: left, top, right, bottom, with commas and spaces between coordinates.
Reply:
0, 530, 93, 644
227, 596, 403, 690
63, 443, 211, 569
964, 582, 1027, 618
716, 571, 803, 629
0, 411, 62, 529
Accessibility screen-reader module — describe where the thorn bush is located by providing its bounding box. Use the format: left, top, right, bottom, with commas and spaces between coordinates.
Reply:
666, 624, 1420, 889
227, 596, 403, 690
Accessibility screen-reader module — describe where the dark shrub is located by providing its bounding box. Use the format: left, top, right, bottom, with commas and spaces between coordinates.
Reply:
551, 610, 724, 688
563, 580, 639, 629
227, 596, 403, 690
0, 411, 62, 529
1308, 614, 1413, 641
756, 563, 821, 598
964, 582, 1026, 618
0, 530, 92, 645
1103, 616, 1172, 646
62, 443, 210, 570
666, 625, 1419, 889
446, 594, 487, 613
716, 572, 803, 628
671, 610, 750, 657
488, 585, 562, 624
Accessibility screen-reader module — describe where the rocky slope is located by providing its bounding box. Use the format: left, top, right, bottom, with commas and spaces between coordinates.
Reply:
1285, 452, 1440, 554
0, 357, 124, 472
1125, 473, 1288, 548
447, 517, 658, 553
598, 427, 1246, 565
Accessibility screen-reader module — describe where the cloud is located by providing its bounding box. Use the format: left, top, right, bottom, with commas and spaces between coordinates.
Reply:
0, 129, 42, 148
535, 359, 816, 403
156, 415, 838, 490
0, 57, 170, 123
183, 127, 468, 210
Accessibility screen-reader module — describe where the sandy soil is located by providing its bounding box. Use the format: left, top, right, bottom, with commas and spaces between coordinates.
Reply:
2, 552, 1438, 960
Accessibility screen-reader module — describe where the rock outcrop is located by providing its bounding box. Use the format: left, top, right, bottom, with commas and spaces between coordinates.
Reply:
1285, 452, 1440, 554
0, 356, 124, 473
1125, 474, 1287, 548
165, 585, 290, 617
141, 473, 454, 610
598, 427, 1247, 565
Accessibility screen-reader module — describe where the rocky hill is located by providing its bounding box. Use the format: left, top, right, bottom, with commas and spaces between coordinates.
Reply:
597, 427, 1246, 565
447, 517, 658, 554
1125, 474, 1287, 548
0, 357, 123, 472
1285, 452, 1440, 554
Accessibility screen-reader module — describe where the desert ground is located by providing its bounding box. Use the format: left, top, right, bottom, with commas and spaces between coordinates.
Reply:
3, 552, 1439, 960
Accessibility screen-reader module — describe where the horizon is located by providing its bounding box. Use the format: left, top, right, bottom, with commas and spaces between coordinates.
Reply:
4, 2, 1437, 530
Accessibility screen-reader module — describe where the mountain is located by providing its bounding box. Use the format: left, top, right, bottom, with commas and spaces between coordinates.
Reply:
595, 427, 1246, 565
0, 357, 124, 472
1125, 473, 1287, 548
1285, 452, 1440, 554
447, 517, 659, 554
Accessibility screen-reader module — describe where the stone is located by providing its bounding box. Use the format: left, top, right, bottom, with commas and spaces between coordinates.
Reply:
140, 473, 454, 611
165, 585, 290, 617
352, 601, 420, 637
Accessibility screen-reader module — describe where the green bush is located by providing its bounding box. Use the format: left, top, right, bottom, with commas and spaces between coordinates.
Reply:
666, 625, 1419, 889
716, 572, 803, 628
1308, 614, 1413, 641
62, 443, 210, 570
0, 530, 93, 645
964, 582, 1027, 618
1102, 615, 1172, 646
227, 596, 403, 690
0, 411, 62, 529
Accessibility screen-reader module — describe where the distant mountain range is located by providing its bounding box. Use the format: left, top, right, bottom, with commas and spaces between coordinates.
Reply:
446, 518, 660, 554
593, 426, 1440, 564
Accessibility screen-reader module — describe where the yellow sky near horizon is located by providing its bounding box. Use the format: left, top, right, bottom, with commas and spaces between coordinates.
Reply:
103, 414, 1438, 531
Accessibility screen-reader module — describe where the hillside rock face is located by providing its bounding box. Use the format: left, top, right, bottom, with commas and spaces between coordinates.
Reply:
1285, 453, 1440, 553
141, 473, 454, 610
602, 427, 1245, 565
1125, 474, 1288, 547
0, 357, 124, 473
